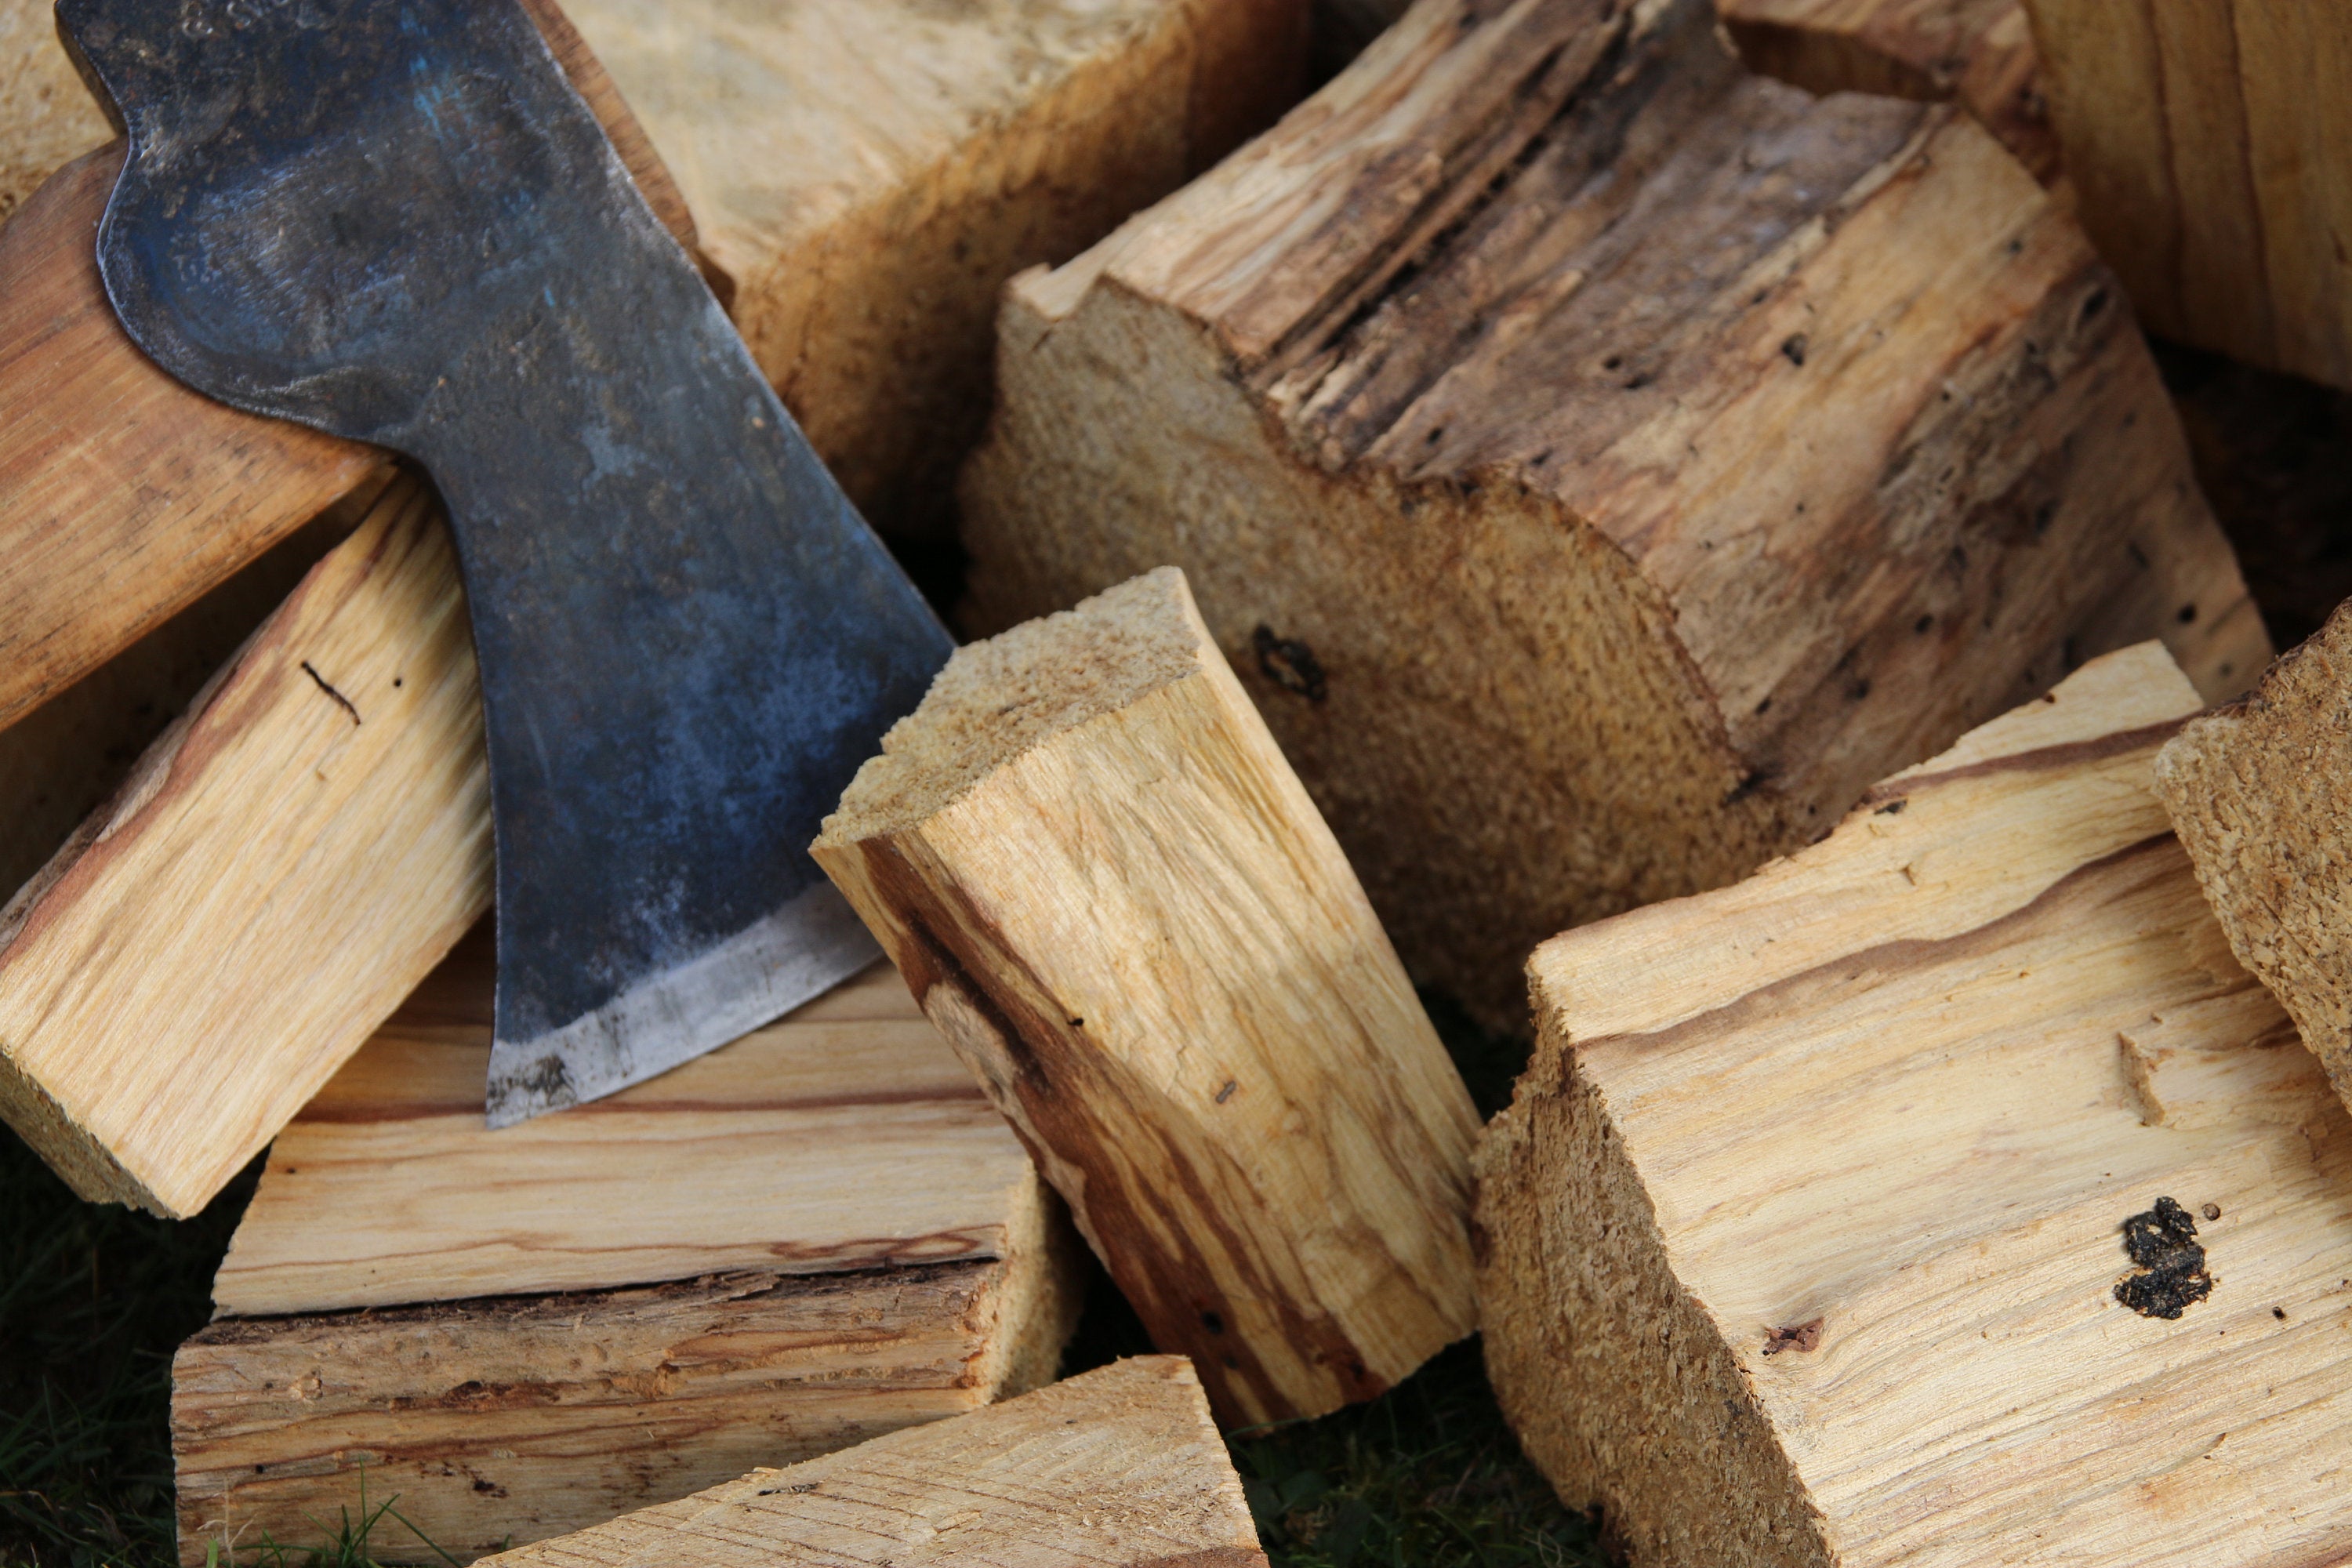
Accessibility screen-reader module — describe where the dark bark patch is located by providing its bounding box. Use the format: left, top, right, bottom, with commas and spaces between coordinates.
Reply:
1762, 1317, 1823, 1355
1252, 626, 1328, 702
2114, 1196, 2212, 1319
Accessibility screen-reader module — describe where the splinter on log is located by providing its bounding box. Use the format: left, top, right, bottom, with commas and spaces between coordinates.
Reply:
2156, 602, 2352, 1123
172, 941, 1083, 1565
2022, 0, 2352, 390
958, 0, 2268, 1031
1715, 0, 2056, 178
813, 568, 1479, 1428
1476, 642, 2352, 1568
477, 1357, 1266, 1568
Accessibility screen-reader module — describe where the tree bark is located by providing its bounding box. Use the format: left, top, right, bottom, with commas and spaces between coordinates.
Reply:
957, 0, 2268, 1031
1476, 641, 2352, 1568
815, 568, 1479, 1428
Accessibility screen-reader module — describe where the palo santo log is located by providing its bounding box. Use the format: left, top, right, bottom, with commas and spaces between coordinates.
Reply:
2157, 604, 2352, 1119
0, 476, 486, 1218
1716, 0, 2056, 178
1475, 641, 2352, 1568
815, 568, 1478, 1428
479, 1357, 1264, 1568
2022, 1, 2352, 390
174, 943, 1082, 1566
959, 0, 2267, 1031
0, 0, 1307, 739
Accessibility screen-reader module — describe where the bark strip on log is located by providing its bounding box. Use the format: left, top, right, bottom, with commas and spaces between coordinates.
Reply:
173, 948, 1082, 1566
815, 568, 1478, 1428
2022, 0, 2352, 391
958, 0, 2267, 1031
1475, 642, 2352, 1568
477, 1357, 1265, 1568
2157, 604, 2352, 1121
1715, 0, 2056, 178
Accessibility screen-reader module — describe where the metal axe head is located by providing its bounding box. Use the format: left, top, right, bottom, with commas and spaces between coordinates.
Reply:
58, 0, 953, 1122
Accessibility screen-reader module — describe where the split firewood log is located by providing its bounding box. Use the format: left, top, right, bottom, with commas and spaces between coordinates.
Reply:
814, 568, 1479, 1428
2156, 603, 2352, 1121
477, 1356, 1265, 1568
172, 937, 1082, 1566
0, 0, 1311, 1215
1715, 0, 2056, 178
2022, 0, 2352, 390
1476, 641, 2352, 1567
957, 0, 2268, 1031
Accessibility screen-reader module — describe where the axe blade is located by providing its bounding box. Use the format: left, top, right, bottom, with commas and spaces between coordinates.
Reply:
59, 0, 953, 1122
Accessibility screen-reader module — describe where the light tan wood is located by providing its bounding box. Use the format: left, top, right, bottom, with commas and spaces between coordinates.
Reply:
213, 939, 1054, 1317
478, 1357, 1264, 1568
0, 476, 490, 1219
1717, 0, 2056, 178
173, 947, 1083, 1566
2023, 0, 2352, 390
1475, 641, 2352, 1568
958, 0, 2268, 1033
815, 568, 1478, 1428
0, 0, 1315, 1213
0, 0, 109, 222
2157, 603, 2352, 1124
569, 0, 1311, 541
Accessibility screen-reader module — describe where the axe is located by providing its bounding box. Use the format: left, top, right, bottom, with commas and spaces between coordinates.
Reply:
46, 0, 955, 1123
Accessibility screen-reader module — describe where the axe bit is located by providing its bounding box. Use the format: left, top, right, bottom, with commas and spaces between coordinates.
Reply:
56, 0, 954, 1123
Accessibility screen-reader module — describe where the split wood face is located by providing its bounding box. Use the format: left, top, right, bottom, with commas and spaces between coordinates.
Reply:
816, 568, 1479, 1428
959, 0, 2267, 1030
2158, 601, 2352, 1121
1476, 643, 2352, 1568
2024, 0, 2352, 390
475, 1357, 1267, 1568
172, 953, 1083, 1564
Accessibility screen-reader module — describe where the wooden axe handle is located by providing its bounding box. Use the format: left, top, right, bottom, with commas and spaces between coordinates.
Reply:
0, 1, 701, 736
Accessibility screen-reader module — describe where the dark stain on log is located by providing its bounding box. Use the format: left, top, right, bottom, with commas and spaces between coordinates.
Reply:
1761, 1317, 1823, 1355
1251, 626, 1327, 702
2114, 1195, 2212, 1319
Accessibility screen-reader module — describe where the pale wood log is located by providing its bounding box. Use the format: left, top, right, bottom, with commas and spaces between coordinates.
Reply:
2157, 603, 2352, 1123
0, 0, 1308, 742
1475, 641, 2352, 1568
0, 0, 109, 221
958, 0, 2268, 1032
479, 1356, 1264, 1568
174, 945, 1083, 1566
2022, 0, 2352, 390
1715, 0, 2056, 178
0, 476, 489, 1218
815, 568, 1478, 1428
0, 0, 1312, 1213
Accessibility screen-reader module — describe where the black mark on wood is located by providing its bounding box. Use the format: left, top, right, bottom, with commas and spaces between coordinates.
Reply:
2114, 1196, 2212, 1319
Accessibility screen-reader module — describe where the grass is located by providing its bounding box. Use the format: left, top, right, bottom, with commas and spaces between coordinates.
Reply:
0, 988, 1595, 1568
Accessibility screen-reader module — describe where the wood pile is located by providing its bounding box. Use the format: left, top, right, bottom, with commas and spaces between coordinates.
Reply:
1, 0, 2348, 1562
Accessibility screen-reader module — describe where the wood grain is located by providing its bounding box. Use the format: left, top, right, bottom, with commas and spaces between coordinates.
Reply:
0, 0, 110, 222
1717, 0, 2056, 178
2157, 602, 2352, 1123
481, 1356, 1264, 1568
959, 0, 2267, 1030
0, 0, 696, 738
213, 942, 1051, 1316
173, 943, 1082, 1566
0, 476, 490, 1218
816, 568, 1478, 1428
1476, 641, 2352, 1567
2023, 0, 2352, 389
563, 0, 1310, 540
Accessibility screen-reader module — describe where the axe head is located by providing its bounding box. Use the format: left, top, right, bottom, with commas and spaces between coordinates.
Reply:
60, 0, 953, 1120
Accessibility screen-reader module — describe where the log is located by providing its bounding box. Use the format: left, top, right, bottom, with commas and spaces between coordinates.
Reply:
813, 568, 1478, 1428
1715, 0, 2056, 179
0, 0, 1308, 741
2157, 604, 2352, 1123
173, 941, 1083, 1566
0, 476, 488, 1219
957, 0, 2269, 1032
0, 0, 110, 221
2022, 1, 2352, 390
1475, 641, 2352, 1568
0, 0, 1313, 1214
477, 1356, 1265, 1568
